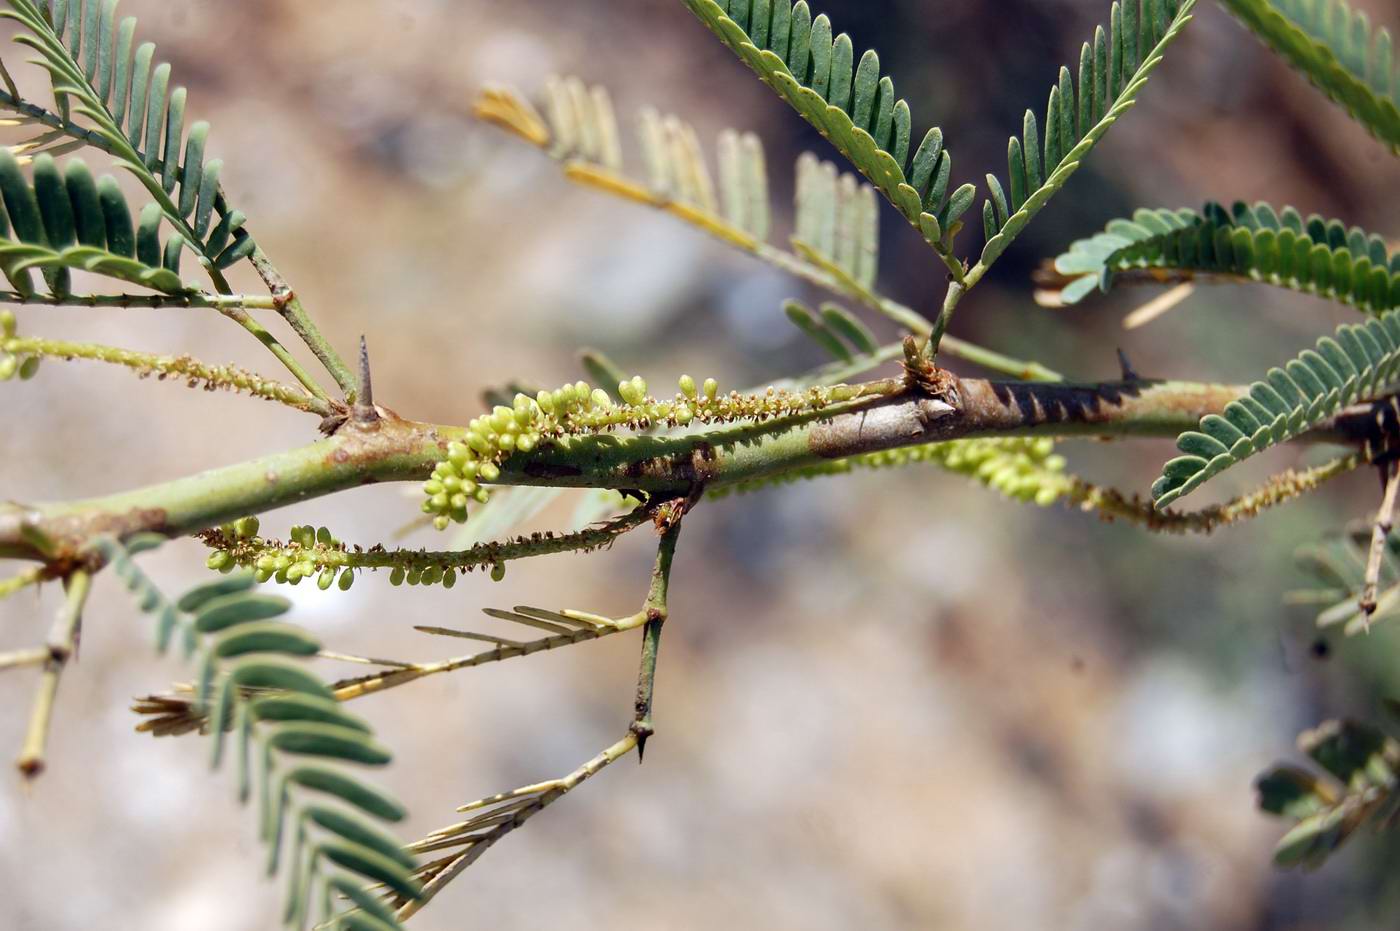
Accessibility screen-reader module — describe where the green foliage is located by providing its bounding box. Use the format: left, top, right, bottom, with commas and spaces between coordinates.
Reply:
0, 148, 187, 295
2, 0, 256, 273
1257, 716, 1400, 869
1049, 201, 1400, 311
791, 151, 878, 288
1152, 309, 1400, 506
681, 0, 976, 258
1218, 0, 1400, 154
979, 0, 1198, 269
94, 535, 416, 929
1292, 527, 1400, 634
782, 298, 877, 362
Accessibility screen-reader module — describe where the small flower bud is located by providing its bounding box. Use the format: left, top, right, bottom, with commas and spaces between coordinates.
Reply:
317, 568, 336, 590
490, 562, 505, 582
679, 374, 696, 398
702, 377, 718, 400
338, 568, 355, 591
18, 356, 39, 380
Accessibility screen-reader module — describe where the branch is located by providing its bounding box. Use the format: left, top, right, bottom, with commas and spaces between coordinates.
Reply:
0, 374, 1380, 564
0, 290, 281, 310
16, 568, 90, 777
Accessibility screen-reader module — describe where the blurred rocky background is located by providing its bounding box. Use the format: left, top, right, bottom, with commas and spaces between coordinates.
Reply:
4, 0, 1400, 928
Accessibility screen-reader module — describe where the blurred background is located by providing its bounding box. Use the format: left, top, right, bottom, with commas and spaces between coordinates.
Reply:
4, 0, 1400, 928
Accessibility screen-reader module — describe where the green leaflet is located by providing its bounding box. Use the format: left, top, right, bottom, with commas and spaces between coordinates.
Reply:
978, 0, 1198, 270
1219, 0, 1400, 154
5, 0, 255, 269
1050, 201, 1400, 313
792, 152, 879, 290
782, 297, 878, 362
0, 149, 188, 294
90, 539, 416, 928
1256, 717, 1400, 870
1151, 309, 1400, 507
683, 0, 975, 256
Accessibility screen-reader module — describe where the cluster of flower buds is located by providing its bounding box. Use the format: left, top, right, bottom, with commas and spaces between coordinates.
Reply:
0, 310, 39, 381
424, 371, 878, 529
864, 437, 1070, 506
206, 519, 359, 591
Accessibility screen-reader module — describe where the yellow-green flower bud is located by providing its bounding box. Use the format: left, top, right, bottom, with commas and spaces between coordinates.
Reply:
0, 356, 16, 381
593, 387, 614, 408
433, 515, 450, 531
389, 567, 405, 586
479, 462, 500, 482
233, 516, 260, 539
206, 551, 231, 571
0, 309, 13, 337
18, 356, 39, 380
490, 562, 505, 582
498, 432, 516, 452
537, 390, 556, 414
702, 377, 718, 400
675, 403, 693, 425
516, 433, 537, 453
679, 374, 696, 398
254, 567, 274, 583
442, 568, 457, 589
317, 568, 336, 590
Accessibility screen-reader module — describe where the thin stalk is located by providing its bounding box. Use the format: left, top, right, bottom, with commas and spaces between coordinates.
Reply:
249, 248, 358, 401
0, 290, 281, 310
562, 161, 1058, 381
2, 335, 329, 415
16, 569, 91, 777
631, 519, 680, 759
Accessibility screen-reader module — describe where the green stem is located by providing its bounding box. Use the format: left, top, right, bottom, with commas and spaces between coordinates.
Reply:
928, 278, 968, 360
249, 248, 358, 401
4, 335, 328, 414
631, 518, 680, 757
16, 568, 90, 778
0, 290, 281, 310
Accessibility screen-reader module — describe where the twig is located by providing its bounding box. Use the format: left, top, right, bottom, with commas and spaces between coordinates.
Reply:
16, 570, 91, 778
1360, 460, 1400, 626
0, 291, 281, 310
631, 512, 683, 760
0, 566, 44, 599
249, 247, 359, 401
1, 335, 330, 415
0, 647, 49, 670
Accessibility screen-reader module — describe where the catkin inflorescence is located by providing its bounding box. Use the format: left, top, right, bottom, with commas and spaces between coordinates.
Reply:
421, 372, 888, 528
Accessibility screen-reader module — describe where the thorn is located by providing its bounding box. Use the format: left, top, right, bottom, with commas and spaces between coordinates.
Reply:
1116, 348, 1140, 382
352, 335, 380, 425
630, 720, 653, 763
